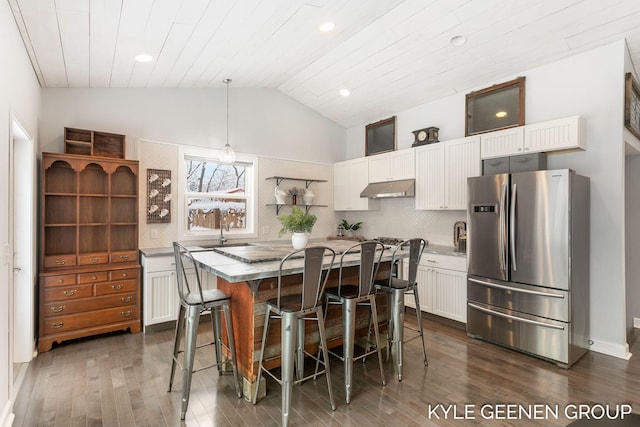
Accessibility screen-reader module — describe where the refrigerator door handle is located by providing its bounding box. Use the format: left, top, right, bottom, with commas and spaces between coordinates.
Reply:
468, 277, 565, 298
510, 183, 517, 271
468, 303, 565, 330
499, 183, 507, 273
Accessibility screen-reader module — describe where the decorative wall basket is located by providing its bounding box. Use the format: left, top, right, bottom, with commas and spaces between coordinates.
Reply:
147, 168, 171, 223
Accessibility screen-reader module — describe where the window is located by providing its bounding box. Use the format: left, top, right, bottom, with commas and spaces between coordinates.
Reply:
179, 147, 257, 240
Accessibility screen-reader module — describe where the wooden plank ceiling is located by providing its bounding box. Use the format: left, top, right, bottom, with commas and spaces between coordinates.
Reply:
8, 0, 640, 128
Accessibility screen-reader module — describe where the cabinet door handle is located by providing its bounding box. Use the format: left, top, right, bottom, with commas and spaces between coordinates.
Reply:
120, 296, 132, 303
51, 305, 66, 313
51, 322, 64, 329
119, 255, 129, 260
111, 284, 123, 290
63, 289, 77, 296
55, 260, 66, 265
120, 311, 132, 317
426, 259, 437, 264
89, 257, 100, 263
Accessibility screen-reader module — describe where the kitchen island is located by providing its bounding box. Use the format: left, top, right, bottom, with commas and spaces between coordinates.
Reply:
191, 239, 398, 397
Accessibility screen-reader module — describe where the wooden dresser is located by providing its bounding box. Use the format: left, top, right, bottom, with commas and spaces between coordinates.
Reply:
39, 152, 141, 352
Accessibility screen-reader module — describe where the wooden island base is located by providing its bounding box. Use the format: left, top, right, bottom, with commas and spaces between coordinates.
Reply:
217, 263, 391, 398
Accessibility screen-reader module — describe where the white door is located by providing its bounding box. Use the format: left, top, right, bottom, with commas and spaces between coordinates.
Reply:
415, 144, 444, 210
10, 119, 36, 364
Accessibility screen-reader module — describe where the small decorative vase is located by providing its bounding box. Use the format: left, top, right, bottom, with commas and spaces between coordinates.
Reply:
275, 186, 287, 204
303, 189, 315, 205
291, 232, 308, 249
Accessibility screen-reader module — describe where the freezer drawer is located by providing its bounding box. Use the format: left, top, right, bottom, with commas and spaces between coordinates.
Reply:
467, 275, 569, 322
467, 301, 571, 366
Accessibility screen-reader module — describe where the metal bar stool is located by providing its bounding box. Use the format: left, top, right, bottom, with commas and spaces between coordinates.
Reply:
168, 242, 242, 420
253, 246, 336, 427
322, 241, 386, 404
373, 238, 428, 381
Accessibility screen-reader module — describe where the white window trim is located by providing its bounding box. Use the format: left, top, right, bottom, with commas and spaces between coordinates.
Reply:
178, 145, 258, 242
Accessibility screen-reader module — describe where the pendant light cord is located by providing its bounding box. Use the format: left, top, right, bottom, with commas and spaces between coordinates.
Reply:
224, 78, 231, 148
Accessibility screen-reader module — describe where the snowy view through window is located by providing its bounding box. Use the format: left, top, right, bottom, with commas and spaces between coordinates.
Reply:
185, 158, 247, 232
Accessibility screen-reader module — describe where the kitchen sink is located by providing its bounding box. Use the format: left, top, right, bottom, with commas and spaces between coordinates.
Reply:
190, 242, 250, 251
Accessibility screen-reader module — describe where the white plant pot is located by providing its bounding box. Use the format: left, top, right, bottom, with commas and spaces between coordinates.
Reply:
303, 195, 315, 205
291, 232, 308, 249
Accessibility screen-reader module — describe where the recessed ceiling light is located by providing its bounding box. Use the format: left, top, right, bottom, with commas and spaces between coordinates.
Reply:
319, 22, 335, 32
135, 53, 153, 63
496, 111, 508, 118
450, 35, 467, 47
339, 88, 350, 97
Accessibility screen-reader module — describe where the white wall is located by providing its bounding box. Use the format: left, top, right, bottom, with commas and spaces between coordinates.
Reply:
346, 40, 630, 358
40, 87, 346, 164
0, 0, 42, 424
137, 139, 339, 249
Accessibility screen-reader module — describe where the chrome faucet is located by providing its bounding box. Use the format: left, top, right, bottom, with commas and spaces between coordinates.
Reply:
220, 211, 230, 245
453, 221, 467, 249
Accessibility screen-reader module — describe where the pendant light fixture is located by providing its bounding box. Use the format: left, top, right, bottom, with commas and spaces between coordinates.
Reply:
220, 78, 237, 164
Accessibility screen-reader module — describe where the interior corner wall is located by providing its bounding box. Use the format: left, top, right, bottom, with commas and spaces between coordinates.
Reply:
345, 40, 629, 358
625, 154, 640, 338
0, 0, 42, 424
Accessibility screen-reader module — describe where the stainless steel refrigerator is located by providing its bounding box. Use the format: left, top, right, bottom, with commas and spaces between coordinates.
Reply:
466, 169, 589, 368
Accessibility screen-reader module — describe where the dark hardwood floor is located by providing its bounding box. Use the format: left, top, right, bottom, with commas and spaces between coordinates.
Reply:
13, 316, 640, 426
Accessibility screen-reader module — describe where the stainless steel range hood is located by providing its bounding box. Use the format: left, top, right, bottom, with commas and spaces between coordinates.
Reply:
360, 179, 415, 198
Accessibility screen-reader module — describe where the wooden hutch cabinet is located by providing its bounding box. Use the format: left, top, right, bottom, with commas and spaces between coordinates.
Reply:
39, 152, 141, 352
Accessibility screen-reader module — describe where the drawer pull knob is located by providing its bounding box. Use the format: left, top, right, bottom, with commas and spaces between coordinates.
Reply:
58, 279, 64, 284
51, 305, 65, 313
92, 276, 97, 280
111, 284, 123, 290
120, 296, 132, 303
89, 257, 99, 263
51, 322, 64, 329
120, 311, 132, 317
55, 260, 66, 265
120, 255, 129, 260
63, 289, 77, 296
121, 273, 127, 277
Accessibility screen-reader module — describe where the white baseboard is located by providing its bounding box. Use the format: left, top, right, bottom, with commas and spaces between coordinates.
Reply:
0, 400, 14, 427
634, 317, 640, 329
589, 339, 632, 360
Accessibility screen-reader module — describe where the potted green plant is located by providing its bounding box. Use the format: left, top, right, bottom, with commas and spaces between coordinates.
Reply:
278, 206, 317, 248
340, 219, 363, 237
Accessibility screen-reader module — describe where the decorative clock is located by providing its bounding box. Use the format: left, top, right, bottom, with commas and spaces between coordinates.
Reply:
411, 126, 439, 147
625, 72, 640, 140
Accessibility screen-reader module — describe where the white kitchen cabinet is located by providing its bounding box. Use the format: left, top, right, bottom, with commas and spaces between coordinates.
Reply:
480, 127, 525, 159
480, 116, 584, 159
142, 252, 217, 329
415, 136, 480, 210
403, 252, 467, 323
334, 158, 379, 211
367, 148, 415, 183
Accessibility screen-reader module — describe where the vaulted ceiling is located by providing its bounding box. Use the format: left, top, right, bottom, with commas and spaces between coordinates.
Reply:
8, 0, 640, 128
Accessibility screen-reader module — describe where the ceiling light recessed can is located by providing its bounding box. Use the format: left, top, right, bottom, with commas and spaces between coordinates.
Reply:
496, 111, 508, 118
450, 35, 467, 47
135, 53, 153, 63
339, 88, 350, 97
319, 22, 335, 32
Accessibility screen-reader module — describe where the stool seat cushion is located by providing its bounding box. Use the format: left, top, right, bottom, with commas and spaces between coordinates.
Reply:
266, 294, 322, 313
375, 277, 414, 290
184, 288, 231, 306
326, 284, 361, 299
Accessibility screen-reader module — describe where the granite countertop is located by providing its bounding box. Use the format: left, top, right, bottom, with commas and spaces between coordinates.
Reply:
191, 239, 401, 286
140, 240, 467, 260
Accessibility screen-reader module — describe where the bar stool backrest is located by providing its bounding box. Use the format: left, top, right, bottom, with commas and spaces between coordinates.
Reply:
277, 246, 336, 310
339, 241, 385, 298
173, 242, 205, 305
400, 238, 426, 285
